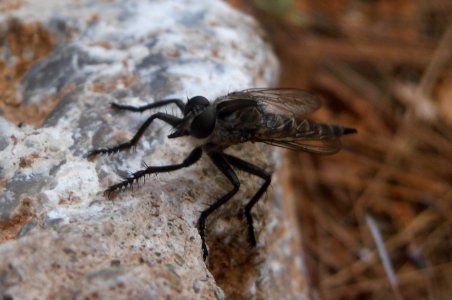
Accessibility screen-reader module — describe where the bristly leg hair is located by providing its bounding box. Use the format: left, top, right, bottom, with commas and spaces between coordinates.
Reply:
89, 88, 357, 260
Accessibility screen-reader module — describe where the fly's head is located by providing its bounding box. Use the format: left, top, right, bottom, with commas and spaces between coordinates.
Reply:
168, 96, 217, 139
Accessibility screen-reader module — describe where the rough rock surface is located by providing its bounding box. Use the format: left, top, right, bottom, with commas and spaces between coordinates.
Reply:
0, 0, 307, 299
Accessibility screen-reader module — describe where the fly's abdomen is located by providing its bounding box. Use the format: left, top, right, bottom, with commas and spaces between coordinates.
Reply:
318, 123, 357, 136
297, 120, 357, 138
259, 115, 357, 140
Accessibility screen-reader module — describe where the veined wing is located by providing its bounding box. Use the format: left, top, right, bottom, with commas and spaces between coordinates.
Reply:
218, 88, 322, 119
256, 120, 345, 155
262, 138, 342, 155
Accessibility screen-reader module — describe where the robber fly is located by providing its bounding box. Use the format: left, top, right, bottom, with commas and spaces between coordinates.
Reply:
88, 88, 357, 260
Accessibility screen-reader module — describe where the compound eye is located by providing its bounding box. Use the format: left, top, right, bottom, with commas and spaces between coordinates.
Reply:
190, 106, 216, 138
185, 96, 209, 115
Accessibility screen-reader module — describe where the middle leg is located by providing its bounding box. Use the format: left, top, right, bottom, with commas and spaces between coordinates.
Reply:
197, 151, 240, 260
111, 98, 185, 113
224, 154, 271, 246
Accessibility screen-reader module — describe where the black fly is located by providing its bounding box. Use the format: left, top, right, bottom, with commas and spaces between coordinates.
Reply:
88, 88, 357, 260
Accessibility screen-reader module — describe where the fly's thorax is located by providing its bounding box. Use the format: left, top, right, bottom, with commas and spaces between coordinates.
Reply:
201, 117, 256, 150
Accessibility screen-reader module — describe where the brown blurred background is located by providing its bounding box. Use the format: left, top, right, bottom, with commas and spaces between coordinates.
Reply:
228, 1, 452, 299
1, 0, 451, 299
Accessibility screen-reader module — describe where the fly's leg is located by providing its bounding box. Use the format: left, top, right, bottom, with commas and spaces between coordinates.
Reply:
111, 98, 185, 113
104, 147, 202, 197
88, 112, 182, 158
197, 152, 240, 260
224, 154, 271, 246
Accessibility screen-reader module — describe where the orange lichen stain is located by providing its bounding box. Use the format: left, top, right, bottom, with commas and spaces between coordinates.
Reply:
90, 74, 137, 94
89, 39, 112, 49
211, 47, 222, 58
166, 49, 181, 58
116, 282, 126, 289
0, 18, 54, 103
87, 13, 100, 26
19, 157, 32, 168
19, 152, 39, 168
9, 135, 18, 144
58, 192, 82, 206
0, 18, 60, 127
0, 0, 22, 13
0, 195, 36, 243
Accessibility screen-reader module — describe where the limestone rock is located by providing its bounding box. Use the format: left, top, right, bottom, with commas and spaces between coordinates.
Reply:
0, 0, 306, 298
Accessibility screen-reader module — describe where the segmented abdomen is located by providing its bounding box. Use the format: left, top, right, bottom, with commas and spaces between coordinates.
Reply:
260, 114, 353, 139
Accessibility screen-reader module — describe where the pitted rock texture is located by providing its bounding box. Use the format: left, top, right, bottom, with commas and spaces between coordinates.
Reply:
0, 0, 307, 299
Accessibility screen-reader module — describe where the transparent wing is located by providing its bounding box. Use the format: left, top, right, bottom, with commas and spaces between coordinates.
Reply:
255, 120, 344, 154
215, 88, 345, 154
221, 88, 322, 118
261, 138, 342, 155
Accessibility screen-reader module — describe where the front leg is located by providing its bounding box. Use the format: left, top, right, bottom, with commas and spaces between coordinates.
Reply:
88, 112, 182, 158
103, 147, 202, 197
111, 98, 185, 113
